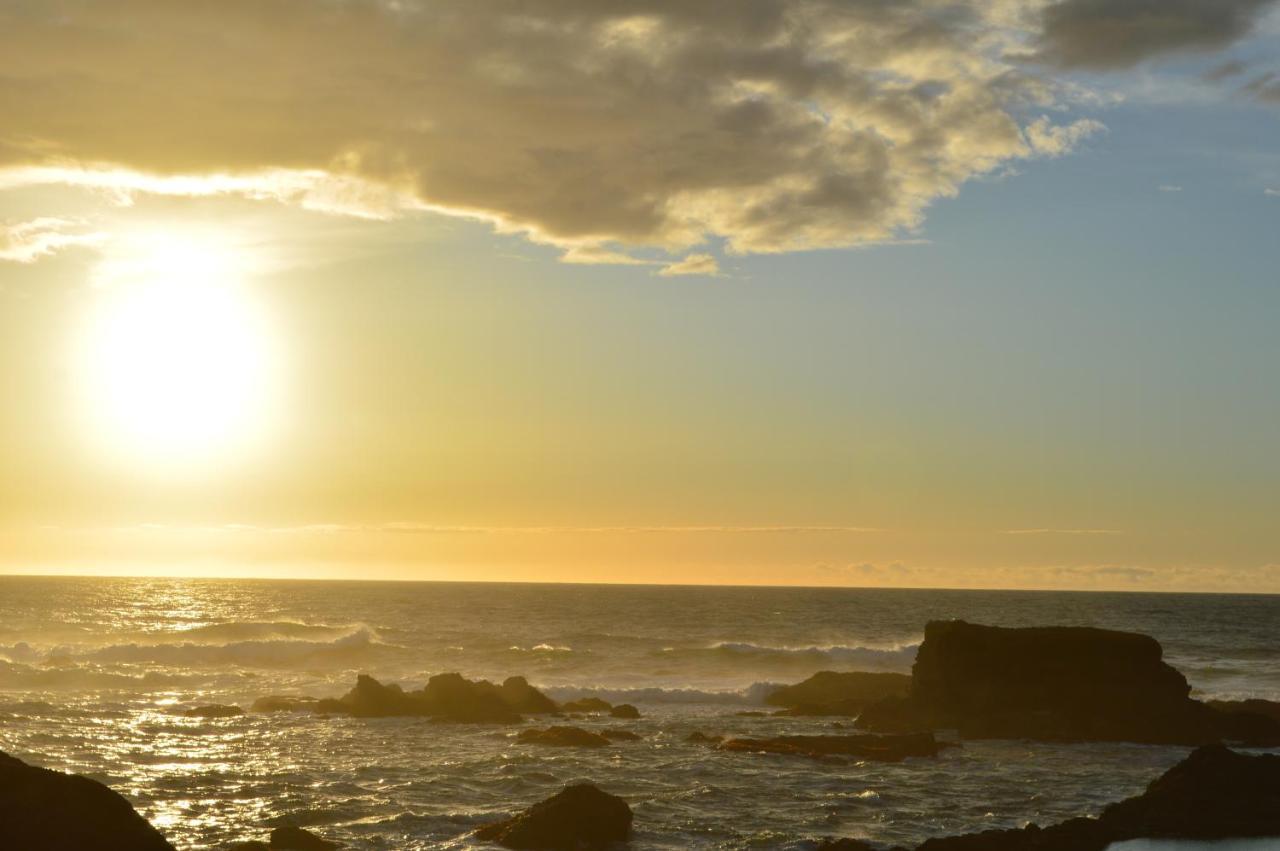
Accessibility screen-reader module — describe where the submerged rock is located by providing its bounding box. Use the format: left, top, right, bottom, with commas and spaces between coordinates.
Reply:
475, 783, 632, 849
268, 825, 341, 850
856, 620, 1280, 746
183, 703, 245, 718
719, 732, 944, 762
0, 750, 176, 851
517, 726, 612, 748
609, 703, 641, 719
766, 671, 911, 717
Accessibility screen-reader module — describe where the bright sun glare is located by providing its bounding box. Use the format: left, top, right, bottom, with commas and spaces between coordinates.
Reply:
78, 232, 278, 471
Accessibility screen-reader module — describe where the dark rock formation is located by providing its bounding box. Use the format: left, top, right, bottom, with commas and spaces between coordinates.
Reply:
498, 676, 560, 714
226, 842, 271, 851
766, 671, 911, 716
685, 731, 723, 744
268, 825, 341, 850
719, 732, 944, 762
560, 697, 613, 714
856, 620, 1280, 746
183, 703, 245, 718
0, 750, 176, 851
475, 783, 632, 850
517, 726, 612, 748
837, 744, 1280, 851
1209, 698, 1280, 725
305, 673, 559, 723
609, 703, 641, 719
814, 841, 881, 851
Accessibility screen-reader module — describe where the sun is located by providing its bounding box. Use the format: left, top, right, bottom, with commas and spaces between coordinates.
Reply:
77, 232, 279, 471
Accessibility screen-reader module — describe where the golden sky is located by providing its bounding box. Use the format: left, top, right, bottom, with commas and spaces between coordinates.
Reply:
2, 1, 1279, 591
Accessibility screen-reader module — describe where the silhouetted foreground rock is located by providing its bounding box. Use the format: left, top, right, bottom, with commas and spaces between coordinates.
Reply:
909, 744, 1280, 851
0, 750, 175, 851
1208, 698, 1280, 724
855, 620, 1280, 746
720, 732, 944, 762
766, 671, 911, 716
476, 783, 632, 849
517, 726, 612, 748
312, 673, 561, 723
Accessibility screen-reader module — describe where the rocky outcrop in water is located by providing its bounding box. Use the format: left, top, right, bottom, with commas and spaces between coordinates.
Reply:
475, 783, 632, 850
719, 732, 945, 762
609, 703, 641, 719
517, 726, 612, 748
0, 750, 176, 851
766, 671, 911, 717
560, 697, 613, 714
251, 695, 320, 713
267, 825, 342, 850
308, 673, 561, 723
854, 620, 1280, 746
183, 703, 245, 718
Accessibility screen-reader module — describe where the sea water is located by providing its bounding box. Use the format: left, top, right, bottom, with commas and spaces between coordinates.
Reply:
1, 577, 1277, 849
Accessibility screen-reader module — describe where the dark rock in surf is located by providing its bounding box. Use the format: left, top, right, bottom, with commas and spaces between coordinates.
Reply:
0, 750, 176, 851
685, 731, 722, 744
420, 672, 522, 723
498, 676, 560, 714
331, 674, 432, 718
609, 703, 641, 719
226, 842, 271, 851
719, 732, 944, 762
517, 726, 612, 748
856, 620, 1280, 746
560, 697, 613, 714
813, 840, 884, 851
268, 825, 341, 850
475, 783, 632, 849
183, 703, 245, 718
907, 744, 1280, 850
766, 671, 911, 717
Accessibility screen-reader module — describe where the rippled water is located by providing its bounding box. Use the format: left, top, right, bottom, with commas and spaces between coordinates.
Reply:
0, 577, 1277, 849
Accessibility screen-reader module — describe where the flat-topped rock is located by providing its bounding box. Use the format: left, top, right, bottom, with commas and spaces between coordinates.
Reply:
0, 750, 176, 851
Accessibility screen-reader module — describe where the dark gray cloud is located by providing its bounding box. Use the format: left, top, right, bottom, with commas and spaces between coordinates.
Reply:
1035, 0, 1279, 69
0, 0, 1102, 260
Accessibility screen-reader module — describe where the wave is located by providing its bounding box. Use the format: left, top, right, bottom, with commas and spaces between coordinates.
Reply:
659, 641, 919, 671
0, 660, 206, 691
75, 627, 386, 669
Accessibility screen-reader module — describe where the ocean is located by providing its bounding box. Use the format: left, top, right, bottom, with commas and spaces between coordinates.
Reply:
0, 576, 1277, 849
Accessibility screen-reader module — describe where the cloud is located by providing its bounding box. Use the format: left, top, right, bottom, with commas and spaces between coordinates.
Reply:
1034, 0, 1280, 69
1267, 188, 1280, 196
658, 254, 722, 278
79, 522, 885, 536
1203, 59, 1249, 82
1242, 72, 1280, 103
1023, 116, 1107, 157
1, 0, 1119, 261
0, 218, 106, 263
1158, 184, 1183, 192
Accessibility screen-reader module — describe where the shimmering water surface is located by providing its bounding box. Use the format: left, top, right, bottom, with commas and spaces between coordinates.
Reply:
1, 577, 1277, 849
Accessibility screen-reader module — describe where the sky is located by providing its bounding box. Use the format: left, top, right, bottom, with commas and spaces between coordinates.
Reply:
1, 0, 1278, 592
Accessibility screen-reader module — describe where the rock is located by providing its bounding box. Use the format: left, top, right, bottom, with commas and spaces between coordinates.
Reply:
0, 750, 176, 850
609, 703, 641, 719
685, 731, 723, 744
475, 783, 632, 850
517, 726, 612, 748
601, 729, 641, 741
1208, 698, 1280, 723
907, 744, 1280, 851
183, 703, 245, 718
251, 696, 319, 713
421, 673, 523, 723
719, 732, 944, 762
814, 840, 884, 851
858, 620, 1280, 746
226, 843, 271, 851
560, 697, 613, 714
766, 671, 911, 716
330, 674, 430, 717
498, 676, 560, 714
268, 825, 341, 850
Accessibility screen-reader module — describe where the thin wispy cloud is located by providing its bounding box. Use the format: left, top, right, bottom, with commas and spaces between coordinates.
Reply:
1002, 528, 1123, 536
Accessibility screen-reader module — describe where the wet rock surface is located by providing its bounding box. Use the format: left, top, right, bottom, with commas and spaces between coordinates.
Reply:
475, 783, 632, 850
766, 671, 911, 717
